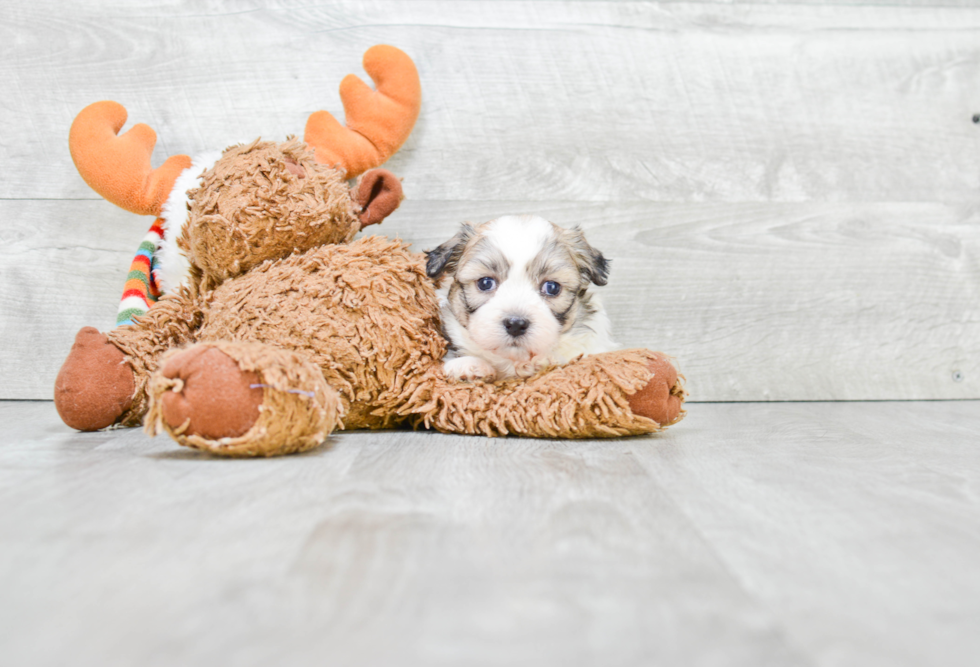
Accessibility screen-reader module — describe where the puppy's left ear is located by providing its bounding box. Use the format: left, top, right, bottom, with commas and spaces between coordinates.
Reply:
355, 169, 403, 229
425, 223, 475, 280
568, 226, 610, 286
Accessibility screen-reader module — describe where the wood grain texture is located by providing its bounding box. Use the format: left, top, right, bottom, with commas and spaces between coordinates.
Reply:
0, 200, 151, 399
1, 1, 980, 202
629, 400, 980, 667
1, 399, 979, 666
1, 0, 978, 402
3, 199, 976, 401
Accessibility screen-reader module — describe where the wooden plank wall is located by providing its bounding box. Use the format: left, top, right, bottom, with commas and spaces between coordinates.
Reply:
1, 0, 977, 401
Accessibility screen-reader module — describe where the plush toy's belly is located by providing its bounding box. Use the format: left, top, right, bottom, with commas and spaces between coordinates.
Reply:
197, 236, 446, 426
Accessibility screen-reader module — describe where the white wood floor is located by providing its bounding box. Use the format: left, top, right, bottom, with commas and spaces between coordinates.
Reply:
1, 400, 978, 667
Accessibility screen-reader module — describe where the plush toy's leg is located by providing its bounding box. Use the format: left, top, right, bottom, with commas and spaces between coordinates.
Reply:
145, 341, 340, 457
392, 349, 686, 438
153, 345, 265, 440
53, 293, 203, 431
54, 327, 135, 431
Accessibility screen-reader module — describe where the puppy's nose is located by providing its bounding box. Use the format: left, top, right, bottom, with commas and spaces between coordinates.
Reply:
503, 316, 530, 338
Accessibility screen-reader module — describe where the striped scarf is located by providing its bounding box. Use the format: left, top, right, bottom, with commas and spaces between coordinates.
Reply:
116, 218, 164, 326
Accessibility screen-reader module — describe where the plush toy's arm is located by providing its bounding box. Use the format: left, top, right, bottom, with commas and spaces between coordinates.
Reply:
388, 349, 686, 438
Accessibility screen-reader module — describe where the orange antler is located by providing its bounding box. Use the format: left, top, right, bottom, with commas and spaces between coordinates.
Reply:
69, 101, 192, 216
305, 45, 421, 179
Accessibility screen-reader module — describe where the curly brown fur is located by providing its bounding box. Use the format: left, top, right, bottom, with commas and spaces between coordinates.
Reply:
181, 138, 362, 293
196, 235, 448, 429
392, 349, 685, 438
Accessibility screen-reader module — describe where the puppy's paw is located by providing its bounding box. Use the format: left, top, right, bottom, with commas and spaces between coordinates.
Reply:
514, 356, 554, 378
444, 356, 497, 383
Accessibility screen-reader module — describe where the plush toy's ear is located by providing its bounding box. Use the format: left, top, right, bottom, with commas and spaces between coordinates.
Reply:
425, 223, 475, 280
566, 226, 610, 286
355, 169, 403, 228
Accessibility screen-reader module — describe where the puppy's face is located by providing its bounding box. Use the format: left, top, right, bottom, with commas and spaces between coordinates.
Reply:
426, 215, 609, 363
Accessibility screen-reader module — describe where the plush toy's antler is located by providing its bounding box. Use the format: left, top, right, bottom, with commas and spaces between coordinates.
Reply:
69, 101, 192, 216
305, 45, 421, 179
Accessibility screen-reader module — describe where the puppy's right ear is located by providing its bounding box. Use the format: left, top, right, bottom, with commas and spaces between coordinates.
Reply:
425, 223, 474, 280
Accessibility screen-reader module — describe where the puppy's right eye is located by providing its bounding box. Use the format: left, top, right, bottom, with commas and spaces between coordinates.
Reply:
476, 277, 496, 292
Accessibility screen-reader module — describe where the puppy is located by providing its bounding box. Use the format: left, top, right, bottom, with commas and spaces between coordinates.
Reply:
425, 214, 617, 382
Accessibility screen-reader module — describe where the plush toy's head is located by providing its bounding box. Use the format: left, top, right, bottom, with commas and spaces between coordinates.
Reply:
68, 45, 420, 295
176, 137, 404, 292
179, 138, 359, 292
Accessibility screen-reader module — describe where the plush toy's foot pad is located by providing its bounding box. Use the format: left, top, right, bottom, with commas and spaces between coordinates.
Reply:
158, 346, 264, 440
627, 354, 686, 427
54, 327, 135, 431
146, 341, 340, 457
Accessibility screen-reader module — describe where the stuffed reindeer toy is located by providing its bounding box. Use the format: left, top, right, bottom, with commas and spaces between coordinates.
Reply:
54, 45, 686, 457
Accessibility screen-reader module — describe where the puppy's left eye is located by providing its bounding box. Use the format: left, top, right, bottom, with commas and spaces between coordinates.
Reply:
541, 281, 562, 297
476, 277, 497, 292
